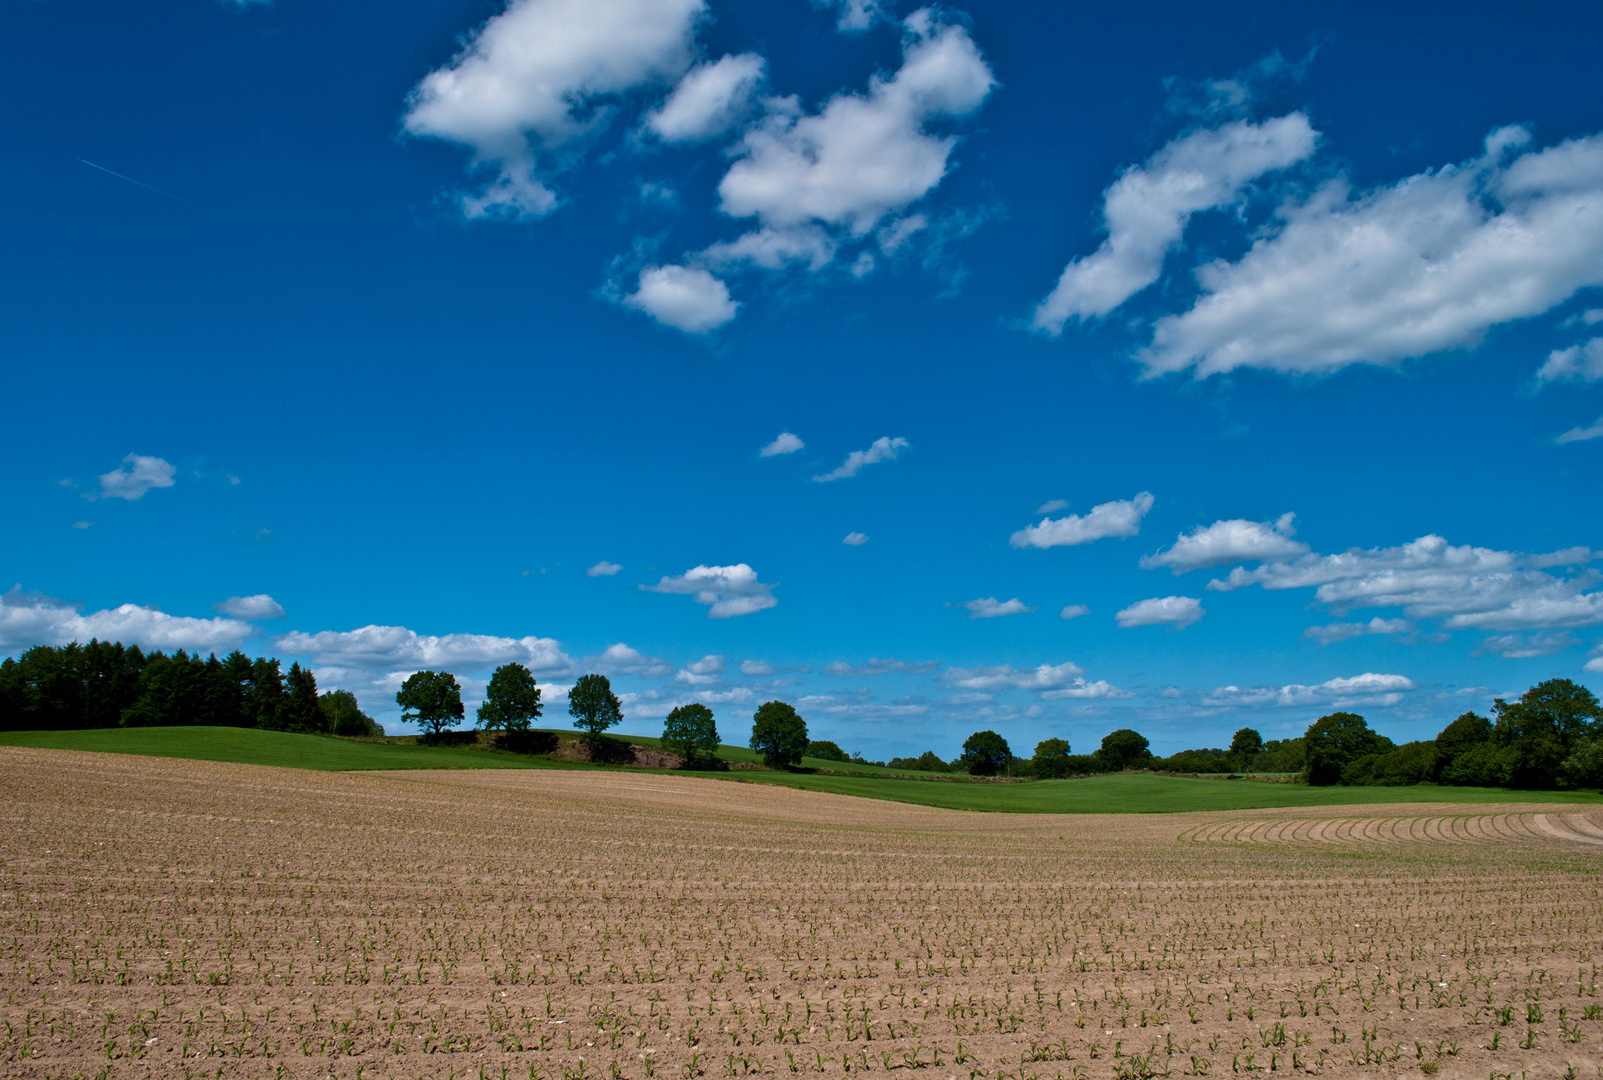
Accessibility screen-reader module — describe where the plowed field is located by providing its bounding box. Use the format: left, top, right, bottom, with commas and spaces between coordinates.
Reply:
2, 746, 1600, 1079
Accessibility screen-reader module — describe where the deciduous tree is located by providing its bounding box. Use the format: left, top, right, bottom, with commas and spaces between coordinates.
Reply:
662, 702, 720, 765
749, 700, 808, 769
1096, 728, 1152, 772
568, 673, 622, 748
477, 662, 543, 732
961, 730, 1012, 776
396, 670, 465, 736
1303, 712, 1390, 785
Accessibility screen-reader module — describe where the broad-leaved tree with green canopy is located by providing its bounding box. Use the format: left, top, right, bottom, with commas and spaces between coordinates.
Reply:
396, 670, 465, 735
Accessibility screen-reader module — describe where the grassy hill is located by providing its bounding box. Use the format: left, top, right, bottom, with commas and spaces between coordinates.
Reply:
0, 726, 578, 772
4, 726, 1600, 812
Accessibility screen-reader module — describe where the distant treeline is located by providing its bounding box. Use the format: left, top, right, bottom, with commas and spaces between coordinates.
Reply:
861, 678, 1603, 791
0, 640, 379, 736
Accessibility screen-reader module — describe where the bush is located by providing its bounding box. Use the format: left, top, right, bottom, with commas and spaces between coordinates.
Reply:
1156, 748, 1231, 773
419, 730, 477, 747
806, 739, 849, 762
492, 730, 558, 755
1439, 739, 1515, 787
1560, 735, 1603, 789
886, 751, 952, 773
1342, 741, 1437, 786
1062, 754, 1104, 775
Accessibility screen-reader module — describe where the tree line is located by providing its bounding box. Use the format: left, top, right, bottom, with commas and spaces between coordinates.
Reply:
7, 642, 1600, 790
876, 678, 1602, 790
0, 640, 380, 735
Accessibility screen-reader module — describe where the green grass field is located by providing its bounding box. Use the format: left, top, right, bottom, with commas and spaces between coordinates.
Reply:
0, 726, 580, 772
692, 768, 1603, 813
4, 726, 1600, 812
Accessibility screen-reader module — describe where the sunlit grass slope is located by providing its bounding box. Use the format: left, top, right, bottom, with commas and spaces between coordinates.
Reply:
0, 726, 574, 772
3, 726, 1599, 812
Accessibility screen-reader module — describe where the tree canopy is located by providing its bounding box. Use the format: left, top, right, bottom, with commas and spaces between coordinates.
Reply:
1096, 728, 1152, 771
749, 700, 808, 769
1303, 712, 1391, 785
1228, 727, 1263, 766
477, 662, 543, 732
806, 739, 849, 762
662, 702, 720, 765
960, 730, 1012, 776
395, 670, 465, 736
568, 673, 622, 746
1029, 737, 1073, 779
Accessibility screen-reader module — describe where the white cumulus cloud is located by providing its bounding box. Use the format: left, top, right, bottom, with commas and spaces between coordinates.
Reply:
674, 654, 726, 685
403, 0, 704, 219
1555, 417, 1603, 444
1210, 533, 1603, 631
625, 264, 739, 333
586, 561, 623, 577
1536, 338, 1603, 386
715, 10, 993, 244
1, 588, 252, 654
1033, 114, 1317, 332
1303, 617, 1410, 645
1473, 631, 1577, 659
842, 532, 868, 545
1139, 126, 1603, 377
642, 563, 777, 618
644, 53, 766, 143
823, 657, 938, 677
97, 454, 176, 501
1205, 672, 1416, 709
814, 0, 882, 32
1010, 492, 1154, 549
1115, 595, 1204, 629
942, 661, 1085, 692
214, 594, 285, 620
759, 432, 805, 457
1039, 678, 1134, 701
584, 643, 671, 679
813, 436, 909, 482
278, 625, 573, 674
1060, 604, 1089, 620
964, 596, 1035, 619
1141, 512, 1307, 573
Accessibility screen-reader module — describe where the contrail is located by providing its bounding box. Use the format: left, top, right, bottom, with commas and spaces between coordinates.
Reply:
76, 158, 191, 203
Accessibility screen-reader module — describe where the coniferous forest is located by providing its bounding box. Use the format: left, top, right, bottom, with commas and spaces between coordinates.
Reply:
0, 640, 378, 735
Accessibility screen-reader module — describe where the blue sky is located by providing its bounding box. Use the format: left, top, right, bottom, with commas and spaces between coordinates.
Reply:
4, 0, 1603, 756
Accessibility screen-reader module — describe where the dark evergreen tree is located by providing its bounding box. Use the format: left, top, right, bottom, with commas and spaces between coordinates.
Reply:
282, 663, 324, 733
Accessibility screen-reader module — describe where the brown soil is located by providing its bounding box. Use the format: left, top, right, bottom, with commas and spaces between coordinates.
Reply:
1, 746, 1600, 1080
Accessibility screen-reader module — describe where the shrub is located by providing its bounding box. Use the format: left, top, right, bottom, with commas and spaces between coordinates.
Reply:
419, 730, 477, 747
492, 730, 558, 755
806, 739, 849, 762
1156, 748, 1231, 773
1342, 741, 1437, 786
